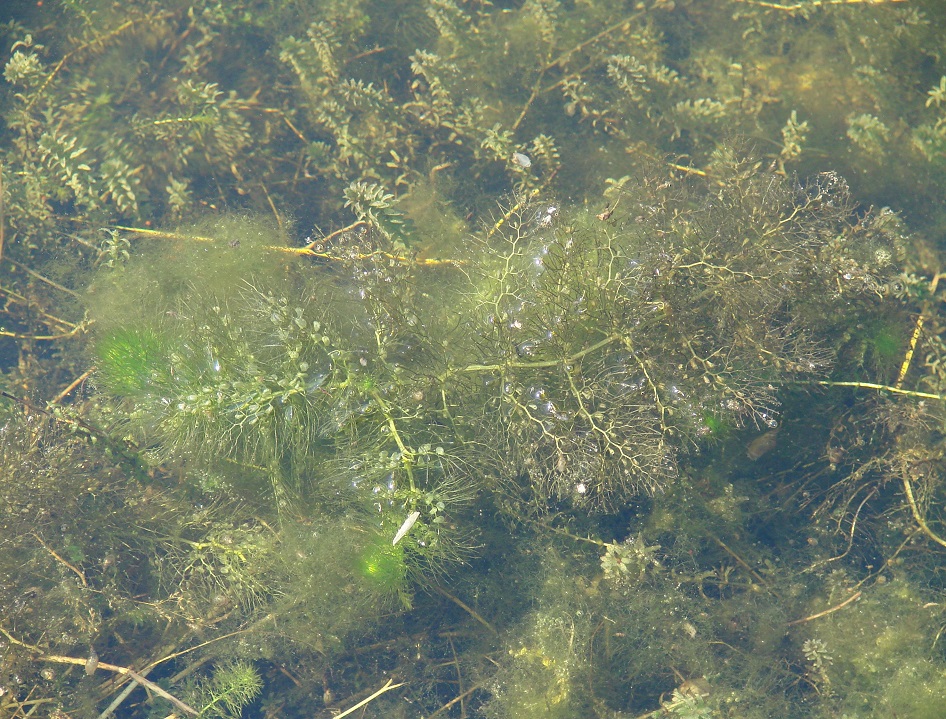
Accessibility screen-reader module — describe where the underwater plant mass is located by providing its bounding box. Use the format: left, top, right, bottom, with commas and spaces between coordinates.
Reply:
4, 0, 946, 717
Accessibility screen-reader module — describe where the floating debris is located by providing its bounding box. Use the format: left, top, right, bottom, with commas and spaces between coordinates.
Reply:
511, 152, 532, 168
392, 510, 421, 545
85, 649, 99, 676
746, 427, 779, 460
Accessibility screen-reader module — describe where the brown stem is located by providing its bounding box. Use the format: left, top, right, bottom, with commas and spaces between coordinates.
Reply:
0, 627, 198, 716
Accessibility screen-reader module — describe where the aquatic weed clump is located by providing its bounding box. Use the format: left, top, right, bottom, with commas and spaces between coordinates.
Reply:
5, 0, 946, 714
456, 154, 901, 510
85, 154, 903, 521
799, 576, 946, 718
94, 284, 338, 509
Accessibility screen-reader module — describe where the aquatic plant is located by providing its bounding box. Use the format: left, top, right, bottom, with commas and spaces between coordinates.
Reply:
454, 154, 900, 509
186, 661, 263, 719
4, 0, 946, 717
94, 326, 170, 396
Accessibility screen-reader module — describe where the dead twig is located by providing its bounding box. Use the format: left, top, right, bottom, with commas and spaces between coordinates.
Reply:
428, 684, 483, 719
30, 532, 87, 586
0, 627, 198, 716
787, 591, 862, 626
50, 368, 94, 405
333, 678, 405, 719
901, 471, 946, 551
5, 257, 79, 297
896, 273, 943, 389
433, 585, 497, 635
731, 0, 906, 10
25, 15, 171, 112
0, 160, 5, 265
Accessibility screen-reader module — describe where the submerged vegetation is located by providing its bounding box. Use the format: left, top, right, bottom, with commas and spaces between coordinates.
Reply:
3, 0, 946, 717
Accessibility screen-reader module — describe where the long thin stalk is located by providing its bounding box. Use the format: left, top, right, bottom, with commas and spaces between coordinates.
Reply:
0, 628, 198, 716
333, 678, 405, 719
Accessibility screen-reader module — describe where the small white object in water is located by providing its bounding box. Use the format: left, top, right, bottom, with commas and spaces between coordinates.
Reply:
512, 152, 532, 168
392, 510, 422, 545
85, 649, 99, 675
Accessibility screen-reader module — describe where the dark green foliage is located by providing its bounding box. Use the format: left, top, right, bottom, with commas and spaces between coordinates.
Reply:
840, 309, 914, 383
0, 414, 195, 699
15, 154, 930, 717
344, 180, 413, 244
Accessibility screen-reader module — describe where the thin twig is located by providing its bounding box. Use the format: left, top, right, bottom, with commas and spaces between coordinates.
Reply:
333, 678, 405, 719
709, 534, 774, 594
454, 332, 623, 374
305, 220, 367, 248
60, 657, 197, 716
113, 222, 463, 268
25, 15, 170, 111
901, 473, 946, 550
428, 684, 483, 718
512, 68, 546, 132
732, 0, 906, 9
345, 46, 388, 64
50, 368, 94, 405
30, 532, 87, 586
0, 325, 88, 341
260, 181, 283, 231
112, 225, 215, 242
538, 12, 645, 98
0, 390, 112, 444
896, 273, 943, 389
5, 257, 79, 297
148, 626, 258, 669
97, 664, 153, 719
66, 233, 101, 252
0, 628, 198, 716
804, 487, 877, 573
447, 635, 465, 717
433, 586, 498, 635
815, 380, 946, 401
280, 112, 308, 143
0, 160, 5, 266
0, 284, 78, 329
99, 626, 257, 717
543, 12, 644, 72
787, 591, 862, 626
276, 244, 463, 267
853, 529, 920, 592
